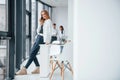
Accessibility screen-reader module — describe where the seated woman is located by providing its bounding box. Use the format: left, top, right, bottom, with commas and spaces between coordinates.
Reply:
58, 25, 67, 44
16, 10, 52, 75
51, 23, 58, 43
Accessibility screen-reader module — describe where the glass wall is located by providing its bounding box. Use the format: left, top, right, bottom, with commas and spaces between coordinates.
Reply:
37, 2, 43, 30
0, 0, 7, 31
0, 40, 8, 80
25, 14, 30, 58
0, 0, 8, 79
25, 0, 31, 59
26, 15, 29, 36
49, 7, 52, 18
44, 5, 49, 11
31, 0, 36, 45
0, 0, 7, 59
26, 0, 30, 11
25, 38, 30, 58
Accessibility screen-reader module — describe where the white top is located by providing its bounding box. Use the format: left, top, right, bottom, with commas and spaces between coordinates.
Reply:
58, 30, 66, 41
51, 28, 58, 37
43, 19, 52, 43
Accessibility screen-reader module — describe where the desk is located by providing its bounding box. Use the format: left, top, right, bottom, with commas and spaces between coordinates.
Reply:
38, 45, 50, 77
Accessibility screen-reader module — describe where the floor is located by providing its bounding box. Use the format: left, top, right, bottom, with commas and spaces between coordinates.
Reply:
15, 74, 49, 80
15, 69, 73, 80
14, 53, 73, 80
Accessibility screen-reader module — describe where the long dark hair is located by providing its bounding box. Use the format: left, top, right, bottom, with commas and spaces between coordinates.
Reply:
60, 25, 64, 34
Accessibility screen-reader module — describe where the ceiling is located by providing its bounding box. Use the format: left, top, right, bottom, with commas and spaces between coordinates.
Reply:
40, 0, 68, 7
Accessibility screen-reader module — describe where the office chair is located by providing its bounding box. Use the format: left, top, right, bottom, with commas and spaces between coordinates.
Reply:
49, 41, 73, 80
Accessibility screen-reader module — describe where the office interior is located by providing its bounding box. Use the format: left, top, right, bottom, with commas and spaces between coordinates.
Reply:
0, 0, 120, 80
0, 0, 73, 80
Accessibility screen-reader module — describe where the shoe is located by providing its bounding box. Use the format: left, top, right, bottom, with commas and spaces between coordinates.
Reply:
31, 67, 40, 74
16, 67, 27, 75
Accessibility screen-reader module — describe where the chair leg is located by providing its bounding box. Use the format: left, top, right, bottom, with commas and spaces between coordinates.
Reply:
68, 63, 73, 75
55, 61, 62, 77
50, 56, 54, 70
50, 61, 54, 71
56, 61, 61, 68
61, 62, 64, 80
49, 62, 57, 80
60, 62, 63, 76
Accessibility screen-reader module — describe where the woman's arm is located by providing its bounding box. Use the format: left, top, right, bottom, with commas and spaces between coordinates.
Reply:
43, 19, 52, 44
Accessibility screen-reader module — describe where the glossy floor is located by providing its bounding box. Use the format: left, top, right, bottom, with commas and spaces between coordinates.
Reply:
15, 69, 73, 80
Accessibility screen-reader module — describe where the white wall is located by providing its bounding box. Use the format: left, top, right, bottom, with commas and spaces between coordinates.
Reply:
68, 0, 73, 41
72, 0, 120, 80
52, 7, 68, 35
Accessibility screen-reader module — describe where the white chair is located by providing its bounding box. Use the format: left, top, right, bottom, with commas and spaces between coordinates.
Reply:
49, 41, 73, 80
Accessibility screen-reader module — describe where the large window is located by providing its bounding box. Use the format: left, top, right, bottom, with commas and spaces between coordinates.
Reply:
44, 5, 49, 11
49, 7, 52, 18
25, 0, 31, 59
0, 40, 8, 80
25, 14, 30, 58
0, 0, 15, 79
31, 0, 36, 45
26, 0, 30, 11
0, 1, 8, 79
0, 0, 7, 31
0, 40, 7, 57
38, 2, 43, 29
26, 15, 29, 36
